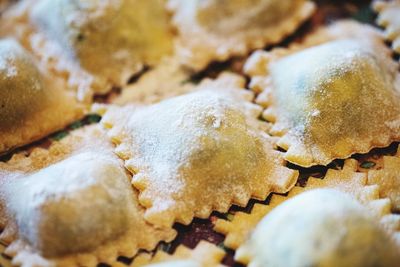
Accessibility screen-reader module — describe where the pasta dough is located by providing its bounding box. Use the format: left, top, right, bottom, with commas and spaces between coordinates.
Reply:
131, 241, 225, 267
114, 57, 195, 105
0, 38, 85, 154
245, 21, 400, 167
168, 0, 315, 71
100, 73, 298, 228
237, 189, 400, 267
374, 0, 400, 54
0, 126, 176, 267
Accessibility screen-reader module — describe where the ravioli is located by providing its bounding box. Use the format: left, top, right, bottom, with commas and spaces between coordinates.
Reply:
5, 152, 134, 257
236, 189, 400, 267
214, 159, 400, 251
245, 21, 400, 167
374, 0, 400, 54
0, 38, 85, 154
167, 0, 315, 71
99, 73, 298, 228
0, 126, 176, 267
28, 0, 173, 93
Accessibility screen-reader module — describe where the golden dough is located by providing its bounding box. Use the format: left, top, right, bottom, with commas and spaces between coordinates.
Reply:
99, 73, 298, 228
0, 126, 176, 267
374, 0, 400, 54
131, 241, 225, 267
368, 147, 400, 212
114, 57, 195, 105
167, 0, 315, 71
245, 21, 400, 167
0, 38, 85, 154
0, 244, 12, 267
237, 189, 400, 267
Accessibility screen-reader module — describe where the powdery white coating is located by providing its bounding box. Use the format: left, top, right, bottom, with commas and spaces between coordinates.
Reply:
30, 0, 173, 93
4, 151, 137, 257
241, 189, 400, 267
271, 38, 399, 130
0, 38, 44, 127
125, 91, 261, 193
0, 173, 14, 230
168, 0, 315, 71
102, 74, 298, 228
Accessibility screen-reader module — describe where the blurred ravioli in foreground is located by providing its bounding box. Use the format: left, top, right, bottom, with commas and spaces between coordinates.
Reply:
0, 126, 176, 267
167, 0, 315, 71
236, 189, 400, 267
98, 73, 298, 228
0, 38, 85, 155
245, 21, 400, 167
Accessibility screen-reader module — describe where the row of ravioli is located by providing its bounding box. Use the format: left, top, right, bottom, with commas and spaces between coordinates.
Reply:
1, 1, 400, 267
0, 0, 316, 154
1, 0, 399, 156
